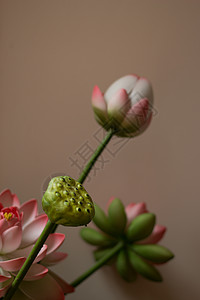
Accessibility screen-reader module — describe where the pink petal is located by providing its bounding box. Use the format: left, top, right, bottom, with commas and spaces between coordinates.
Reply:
0, 189, 14, 207
122, 98, 149, 131
49, 270, 74, 294
21, 214, 48, 248
10, 245, 33, 259
42, 251, 68, 266
118, 111, 152, 138
0, 236, 2, 251
0, 218, 8, 235
0, 274, 11, 282
132, 98, 149, 120
45, 233, 65, 256
0, 285, 11, 298
11, 244, 47, 264
1, 225, 22, 253
20, 273, 67, 300
0, 257, 26, 271
34, 244, 48, 263
91, 85, 108, 125
133, 112, 153, 137
0, 218, 21, 236
12, 194, 20, 207
24, 264, 48, 281
138, 225, 167, 244
92, 85, 107, 111
19, 199, 38, 228
107, 89, 131, 124
125, 202, 147, 225
0, 218, 12, 235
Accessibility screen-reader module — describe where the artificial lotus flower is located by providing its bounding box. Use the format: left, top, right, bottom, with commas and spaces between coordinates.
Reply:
91, 74, 153, 137
80, 198, 174, 283
0, 189, 74, 299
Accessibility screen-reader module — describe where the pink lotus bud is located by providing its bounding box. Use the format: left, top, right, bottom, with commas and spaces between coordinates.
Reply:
91, 74, 153, 137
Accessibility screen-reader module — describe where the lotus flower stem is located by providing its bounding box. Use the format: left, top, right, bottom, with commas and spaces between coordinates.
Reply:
50, 128, 115, 233
78, 128, 115, 184
70, 241, 124, 288
4, 220, 57, 300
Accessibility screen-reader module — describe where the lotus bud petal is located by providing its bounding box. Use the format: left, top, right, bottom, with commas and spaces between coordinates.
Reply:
107, 89, 130, 126
118, 98, 149, 136
126, 213, 156, 242
42, 176, 95, 226
104, 74, 139, 100
92, 85, 108, 126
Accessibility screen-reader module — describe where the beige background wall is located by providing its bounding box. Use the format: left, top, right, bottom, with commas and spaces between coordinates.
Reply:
1, 1, 200, 299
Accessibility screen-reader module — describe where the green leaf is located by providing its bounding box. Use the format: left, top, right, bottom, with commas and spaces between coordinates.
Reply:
132, 244, 174, 263
108, 198, 127, 236
80, 227, 115, 247
116, 250, 137, 282
128, 249, 162, 282
126, 213, 156, 242
93, 204, 115, 235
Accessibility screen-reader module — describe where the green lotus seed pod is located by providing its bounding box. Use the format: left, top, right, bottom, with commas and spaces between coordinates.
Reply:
126, 213, 156, 242
42, 176, 95, 226
128, 249, 162, 282
80, 227, 116, 247
116, 250, 137, 282
132, 244, 174, 264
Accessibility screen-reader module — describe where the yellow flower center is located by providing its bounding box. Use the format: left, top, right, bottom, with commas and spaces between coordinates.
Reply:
4, 212, 13, 221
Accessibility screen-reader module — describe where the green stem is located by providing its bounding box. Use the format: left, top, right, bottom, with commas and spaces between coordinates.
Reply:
70, 241, 123, 288
3, 221, 56, 300
78, 128, 114, 184
51, 128, 114, 235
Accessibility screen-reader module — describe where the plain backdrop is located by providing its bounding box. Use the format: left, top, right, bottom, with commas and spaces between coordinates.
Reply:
1, 1, 200, 299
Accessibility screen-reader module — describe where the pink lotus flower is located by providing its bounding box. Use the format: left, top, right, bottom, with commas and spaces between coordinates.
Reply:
92, 74, 153, 137
0, 189, 74, 299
